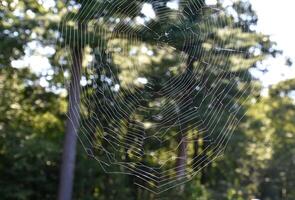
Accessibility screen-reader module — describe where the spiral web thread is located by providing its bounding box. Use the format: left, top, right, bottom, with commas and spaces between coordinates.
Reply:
59, 0, 252, 194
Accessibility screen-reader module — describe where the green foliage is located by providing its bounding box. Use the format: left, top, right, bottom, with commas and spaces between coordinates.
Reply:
0, 0, 294, 199
0, 67, 65, 199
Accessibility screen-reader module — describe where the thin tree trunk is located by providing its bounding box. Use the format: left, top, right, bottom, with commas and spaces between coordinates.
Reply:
200, 135, 210, 184
58, 47, 82, 200
175, 55, 195, 183
176, 134, 188, 179
192, 133, 199, 169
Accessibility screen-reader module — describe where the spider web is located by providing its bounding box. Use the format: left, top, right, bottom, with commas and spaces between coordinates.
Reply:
59, 0, 251, 194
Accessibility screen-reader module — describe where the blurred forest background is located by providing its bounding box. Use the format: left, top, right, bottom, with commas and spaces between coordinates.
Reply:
0, 0, 295, 200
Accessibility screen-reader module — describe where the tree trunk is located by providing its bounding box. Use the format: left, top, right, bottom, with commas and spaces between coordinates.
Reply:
176, 134, 188, 179
192, 133, 199, 169
174, 55, 195, 184
58, 47, 82, 200
200, 135, 210, 184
